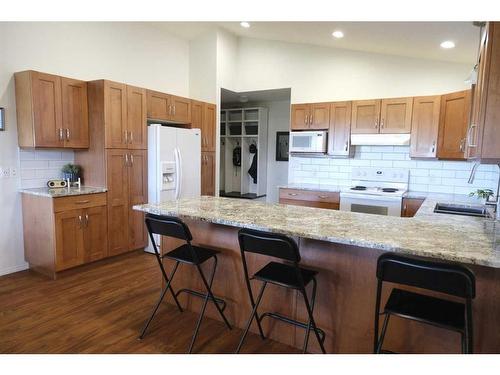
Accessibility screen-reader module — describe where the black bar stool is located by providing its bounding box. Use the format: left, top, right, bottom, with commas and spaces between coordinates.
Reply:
374, 252, 475, 354
139, 213, 232, 353
236, 228, 326, 354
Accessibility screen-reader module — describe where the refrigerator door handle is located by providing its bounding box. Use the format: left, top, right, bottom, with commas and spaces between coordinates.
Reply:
177, 147, 183, 199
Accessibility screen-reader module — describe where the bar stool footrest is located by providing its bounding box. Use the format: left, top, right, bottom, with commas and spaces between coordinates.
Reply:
175, 288, 228, 311
259, 311, 325, 343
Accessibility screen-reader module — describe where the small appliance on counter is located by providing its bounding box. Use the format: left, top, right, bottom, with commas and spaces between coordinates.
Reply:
340, 167, 409, 217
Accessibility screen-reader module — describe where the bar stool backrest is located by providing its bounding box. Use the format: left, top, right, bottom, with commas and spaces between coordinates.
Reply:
238, 228, 301, 262
376, 253, 476, 298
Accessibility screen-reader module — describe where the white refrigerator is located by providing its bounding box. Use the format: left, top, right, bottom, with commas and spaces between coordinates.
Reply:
146, 124, 201, 253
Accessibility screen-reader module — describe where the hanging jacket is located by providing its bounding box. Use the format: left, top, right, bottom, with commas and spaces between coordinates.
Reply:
248, 147, 257, 183
233, 146, 241, 167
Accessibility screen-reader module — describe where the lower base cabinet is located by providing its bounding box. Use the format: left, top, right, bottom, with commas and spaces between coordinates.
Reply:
22, 192, 108, 279
201, 151, 215, 196
401, 197, 425, 217
279, 188, 340, 209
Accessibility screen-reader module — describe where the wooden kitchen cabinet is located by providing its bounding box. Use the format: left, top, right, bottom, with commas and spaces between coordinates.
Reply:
103, 81, 128, 149
401, 197, 425, 217
279, 188, 340, 210
126, 85, 147, 149
146, 89, 191, 123
437, 89, 471, 160
467, 22, 500, 163
128, 149, 148, 250
21, 192, 108, 278
15, 70, 89, 148
328, 101, 352, 156
193, 101, 216, 152
351, 100, 381, 134
380, 97, 413, 133
201, 152, 216, 196
410, 96, 441, 158
291, 103, 330, 130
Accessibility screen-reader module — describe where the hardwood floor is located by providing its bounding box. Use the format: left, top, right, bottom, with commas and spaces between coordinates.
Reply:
0, 251, 298, 354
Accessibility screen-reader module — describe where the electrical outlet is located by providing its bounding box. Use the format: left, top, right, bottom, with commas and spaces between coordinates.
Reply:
2, 167, 10, 178
10, 167, 17, 177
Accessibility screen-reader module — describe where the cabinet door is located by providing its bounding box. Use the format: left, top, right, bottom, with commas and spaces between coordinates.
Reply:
127, 85, 147, 149
437, 90, 471, 160
401, 198, 424, 217
291, 104, 310, 130
380, 97, 413, 133
31, 71, 64, 147
201, 152, 216, 196
106, 149, 129, 256
309, 103, 330, 130
83, 205, 108, 262
410, 96, 441, 158
171, 95, 192, 123
104, 81, 128, 149
55, 208, 84, 271
351, 100, 381, 134
128, 150, 148, 250
203, 103, 216, 152
61, 77, 89, 148
328, 101, 352, 156
147, 90, 171, 121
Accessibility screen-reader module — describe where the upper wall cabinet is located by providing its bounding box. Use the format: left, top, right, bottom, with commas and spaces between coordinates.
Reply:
146, 89, 191, 124
350, 100, 381, 133
328, 101, 352, 157
291, 103, 330, 130
437, 89, 471, 160
467, 22, 500, 163
15, 71, 89, 149
379, 97, 413, 133
191, 100, 216, 152
410, 95, 441, 158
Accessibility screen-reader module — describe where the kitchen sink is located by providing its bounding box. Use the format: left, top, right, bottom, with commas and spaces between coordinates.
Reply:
434, 203, 489, 218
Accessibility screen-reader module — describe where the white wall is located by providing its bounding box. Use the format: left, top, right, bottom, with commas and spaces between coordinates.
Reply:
0, 22, 190, 276
289, 147, 499, 195
233, 37, 472, 103
189, 32, 217, 103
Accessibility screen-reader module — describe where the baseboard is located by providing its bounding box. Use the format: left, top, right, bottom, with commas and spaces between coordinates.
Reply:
0, 263, 29, 277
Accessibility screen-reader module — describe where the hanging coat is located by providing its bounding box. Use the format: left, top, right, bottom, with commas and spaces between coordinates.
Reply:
248, 145, 257, 183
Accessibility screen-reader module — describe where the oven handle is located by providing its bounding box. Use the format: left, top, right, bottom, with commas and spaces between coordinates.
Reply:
340, 193, 403, 203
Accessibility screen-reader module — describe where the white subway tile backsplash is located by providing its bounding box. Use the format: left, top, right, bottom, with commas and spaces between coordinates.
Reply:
289, 145, 499, 194
19, 149, 74, 189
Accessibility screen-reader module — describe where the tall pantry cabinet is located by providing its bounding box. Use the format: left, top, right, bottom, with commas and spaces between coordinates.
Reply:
75, 80, 148, 257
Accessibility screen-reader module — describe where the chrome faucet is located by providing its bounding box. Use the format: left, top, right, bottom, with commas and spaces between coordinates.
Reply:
468, 162, 500, 218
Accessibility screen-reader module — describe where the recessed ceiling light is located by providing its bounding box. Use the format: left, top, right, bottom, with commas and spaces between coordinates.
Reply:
440, 40, 455, 49
332, 30, 344, 39
240, 22, 250, 28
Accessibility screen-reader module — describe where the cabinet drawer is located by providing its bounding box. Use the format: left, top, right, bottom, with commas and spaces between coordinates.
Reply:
53, 193, 107, 213
279, 188, 339, 207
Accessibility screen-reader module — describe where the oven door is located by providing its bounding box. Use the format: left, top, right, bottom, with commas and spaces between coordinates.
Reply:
340, 193, 402, 217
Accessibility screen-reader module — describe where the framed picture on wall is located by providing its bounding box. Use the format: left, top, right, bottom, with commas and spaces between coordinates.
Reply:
276, 131, 289, 161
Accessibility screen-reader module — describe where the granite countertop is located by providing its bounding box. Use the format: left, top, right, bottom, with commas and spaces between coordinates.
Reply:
279, 183, 342, 193
134, 196, 500, 268
20, 186, 107, 198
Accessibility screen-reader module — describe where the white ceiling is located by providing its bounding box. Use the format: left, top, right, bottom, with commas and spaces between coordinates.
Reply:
153, 21, 481, 64
221, 87, 291, 105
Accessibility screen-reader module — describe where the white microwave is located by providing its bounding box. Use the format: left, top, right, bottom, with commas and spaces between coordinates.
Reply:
290, 131, 328, 153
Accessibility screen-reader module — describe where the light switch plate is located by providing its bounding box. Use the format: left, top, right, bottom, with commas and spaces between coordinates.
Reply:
0, 108, 5, 131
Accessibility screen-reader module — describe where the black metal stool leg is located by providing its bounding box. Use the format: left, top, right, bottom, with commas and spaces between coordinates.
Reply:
155, 252, 183, 312
376, 314, 390, 353
302, 277, 318, 353
196, 257, 232, 330
299, 283, 326, 354
236, 282, 267, 353
139, 261, 181, 339
244, 279, 266, 340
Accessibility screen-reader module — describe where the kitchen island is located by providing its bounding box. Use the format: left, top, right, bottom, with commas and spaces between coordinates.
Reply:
134, 196, 500, 353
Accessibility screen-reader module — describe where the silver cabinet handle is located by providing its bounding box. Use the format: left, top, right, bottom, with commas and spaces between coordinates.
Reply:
124, 130, 128, 144
75, 200, 90, 204
318, 195, 328, 199
288, 193, 298, 196
58, 128, 63, 141
173, 105, 176, 116
129, 131, 133, 144
344, 141, 349, 151
85, 213, 89, 227
130, 154, 134, 165
310, 115, 313, 124
304, 115, 308, 125
380, 119, 384, 129
125, 154, 129, 165
467, 124, 477, 147
66, 128, 70, 140
78, 215, 83, 228
459, 138, 466, 152
375, 119, 378, 128
431, 141, 436, 153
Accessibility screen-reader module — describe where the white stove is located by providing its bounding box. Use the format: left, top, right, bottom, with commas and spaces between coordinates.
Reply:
340, 168, 409, 216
